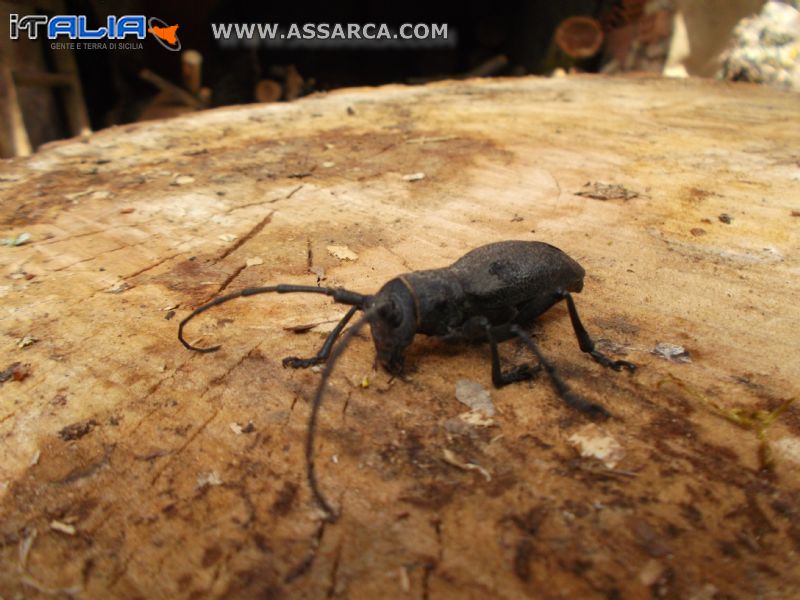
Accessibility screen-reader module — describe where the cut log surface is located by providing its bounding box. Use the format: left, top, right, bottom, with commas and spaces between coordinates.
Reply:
1, 76, 799, 598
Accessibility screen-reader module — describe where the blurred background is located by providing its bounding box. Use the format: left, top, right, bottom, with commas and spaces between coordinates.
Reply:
1, 0, 798, 157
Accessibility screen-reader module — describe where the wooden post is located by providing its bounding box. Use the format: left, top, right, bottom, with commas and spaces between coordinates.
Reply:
50, 46, 91, 137
0, 51, 32, 157
181, 49, 203, 95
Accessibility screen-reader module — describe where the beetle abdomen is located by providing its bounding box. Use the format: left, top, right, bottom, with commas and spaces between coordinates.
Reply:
450, 241, 585, 309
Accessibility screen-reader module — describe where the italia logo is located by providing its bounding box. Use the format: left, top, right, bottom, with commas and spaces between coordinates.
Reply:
9, 14, 181, 51
147, 17, 181, 51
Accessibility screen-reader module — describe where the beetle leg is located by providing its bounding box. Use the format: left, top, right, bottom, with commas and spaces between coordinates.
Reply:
283, 306, 359, 369
556, 291, 636, 373
509, 325, 610, 419
484, 321, 542, 387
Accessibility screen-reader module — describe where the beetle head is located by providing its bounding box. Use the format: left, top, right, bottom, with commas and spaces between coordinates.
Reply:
369, 280, 417, 375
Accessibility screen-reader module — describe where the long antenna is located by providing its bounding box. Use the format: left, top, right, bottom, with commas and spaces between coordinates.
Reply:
306, 309, 377, 522
178, 284, 367, 352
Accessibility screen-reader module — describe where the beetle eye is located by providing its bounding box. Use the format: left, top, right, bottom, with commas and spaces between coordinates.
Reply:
377, 300, 402, 327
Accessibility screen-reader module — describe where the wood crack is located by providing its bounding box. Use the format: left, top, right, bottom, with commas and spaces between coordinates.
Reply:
213, 263, 247, 297
149, 405, 222, 485
224, 185, 303, 214
326, 536, 344, 598
51, 246, 125, 271
124, 251, 183, 280
284, 520, 327, 583
217, 210, 274, 261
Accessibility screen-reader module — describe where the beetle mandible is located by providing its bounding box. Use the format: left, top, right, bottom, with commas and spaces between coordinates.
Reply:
178, 240, 636, 521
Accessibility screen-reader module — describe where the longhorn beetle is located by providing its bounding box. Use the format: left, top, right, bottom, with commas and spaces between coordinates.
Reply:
178, 240, 635, 521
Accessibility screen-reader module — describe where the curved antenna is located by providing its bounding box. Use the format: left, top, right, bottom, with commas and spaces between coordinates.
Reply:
178, 284, 368, 352
306, 308, 377, 522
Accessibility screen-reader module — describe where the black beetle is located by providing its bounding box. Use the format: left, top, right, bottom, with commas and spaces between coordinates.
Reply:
178, 240, 635, 520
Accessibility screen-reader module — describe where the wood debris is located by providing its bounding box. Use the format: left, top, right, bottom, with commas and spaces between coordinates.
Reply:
230, 422, 255, 435
442, 448, 491, 481
105, 281, 130, 294
326, 245, 358, 261
58, 419, 97, 441
455, 379, 496, 416
652, 342, 691, 363
197, 471, 223, 487
50, 520, 76, 535
458, 411, 496, 427
402, 172, 426, 182
16, 335, 37, 349
576, 181, 639, 201
1, 232, 31, 247
0, 362, 30, 384
568, 423, 625, 469
245, 257, 264, 267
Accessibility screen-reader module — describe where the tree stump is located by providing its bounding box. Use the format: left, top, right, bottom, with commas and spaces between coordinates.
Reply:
1, 75, 798, 598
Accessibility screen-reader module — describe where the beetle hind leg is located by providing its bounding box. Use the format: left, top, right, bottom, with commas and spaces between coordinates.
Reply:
509, 325, 610, 419
282, 306, 359, 369
557, 291, 636, 373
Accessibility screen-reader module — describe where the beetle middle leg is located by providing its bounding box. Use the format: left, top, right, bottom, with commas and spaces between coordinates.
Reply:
282, 305, 359, 369
556, 290, 636, 372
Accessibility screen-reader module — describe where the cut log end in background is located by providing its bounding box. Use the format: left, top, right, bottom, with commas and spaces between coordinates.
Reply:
0, 75, 798, 598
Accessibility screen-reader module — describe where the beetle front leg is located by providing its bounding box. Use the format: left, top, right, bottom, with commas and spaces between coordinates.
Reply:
282, 306, 359, 369
556, 291, 636, 373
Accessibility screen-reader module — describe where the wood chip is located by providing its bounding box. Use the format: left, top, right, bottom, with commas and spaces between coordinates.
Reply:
0, 362, 30, 384
17, 335, 37, 348
455, 379, 495, 416
50, 520, 76, 535
174, 175, 195, 185
652, 342, 691, 363
245, 257, 264, 267
458, 411, 496, 427
1, 232, 32, 247
402, 172, 426, 182
197, 471, 223, 487
638, 559, 664, 586
399, 566, 411, 592
442, 448, 492, 481
219, 233, 237, 242
327, 245, 358, 261
105, 281, 129, 294
18, 529, 37, 567
568, 424, 625, 469
282, 317, 340, 333
576, 182, 639, 201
